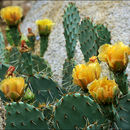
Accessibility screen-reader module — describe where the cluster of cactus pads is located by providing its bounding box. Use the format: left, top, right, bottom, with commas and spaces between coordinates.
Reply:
0, 3, 130, 130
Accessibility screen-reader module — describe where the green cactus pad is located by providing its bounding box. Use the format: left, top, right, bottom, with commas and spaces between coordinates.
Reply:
27, 35, 35, 51
114, 71, 128, 95
5, 47, 33, 75
40, 104, 53, 121
96, 24, 111, 47
29, 76, 65, 105
20, 52, 33, 75
32, 55, 52, 77
6, 26, 21, 46
0, 30, 5, 62
116, 91, 130, 129
5, 47, 52, 76
79, 18, 111, 62
6, 47, 33, 75
5, 102, 48, 130
79, 18, 98, 62
0, 63, 9, 81
40, 35, 49, 57
62, 58, 80, 92
6, 27, 14, 46
62, 58, 75, 87
54, 93, 106, 129
5, 47, 21, 70
63, 3, 80, 59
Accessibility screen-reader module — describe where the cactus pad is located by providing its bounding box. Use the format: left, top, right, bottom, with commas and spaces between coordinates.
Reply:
54, 93, 105, 129
79, 18, 111, 62
6, 26, 21, 46
29, 76, 65, 105
63, 3, 80, 59
32, 55, 52, 77
0, 63, 9, 81
96, 24, 111, 47
116, 91, 130, 129
5, 102, 48, 129
79, 18, 98, 62
0, 30, 5, 62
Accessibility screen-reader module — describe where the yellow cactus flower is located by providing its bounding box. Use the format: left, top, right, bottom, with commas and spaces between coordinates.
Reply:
72, 56, 101, 90
36, 19, 54, 35
0, 77, 26, 100
98, 42, 130, 72
0, 6, 23, 26
88, 77, 119, 104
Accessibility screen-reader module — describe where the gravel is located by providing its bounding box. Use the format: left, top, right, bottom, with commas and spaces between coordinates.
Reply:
0, 98, 6, 130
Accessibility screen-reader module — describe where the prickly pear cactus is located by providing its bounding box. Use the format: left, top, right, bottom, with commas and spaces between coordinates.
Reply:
0, 3, 129, 130
116, 91, 130, 129
62, 59, 80, 92
63, 3, 80, 59
96, 24, 111, 47
62, 59, 75, 87
6, 26, 21, 46
62, 3, 80, 90
5, 47, 52, 76
32, 55, 52, 77
0, 29, 5, 63
0, 63, 10, 81
29, 76, 65, 105
5, 102, 48, 130
114, 72, 128, 95
79, 18, 111, 62
40, 35, 49, 57
79, 18, 98, 62
54, 93, 106, 129
5, 47, 33, 75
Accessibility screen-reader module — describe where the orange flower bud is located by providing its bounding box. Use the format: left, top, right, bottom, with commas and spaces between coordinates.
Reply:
20, 40, 30, 53
5, 66, 15, 78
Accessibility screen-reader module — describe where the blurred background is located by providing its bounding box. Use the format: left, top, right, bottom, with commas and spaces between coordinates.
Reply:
0, 0, 34, 13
